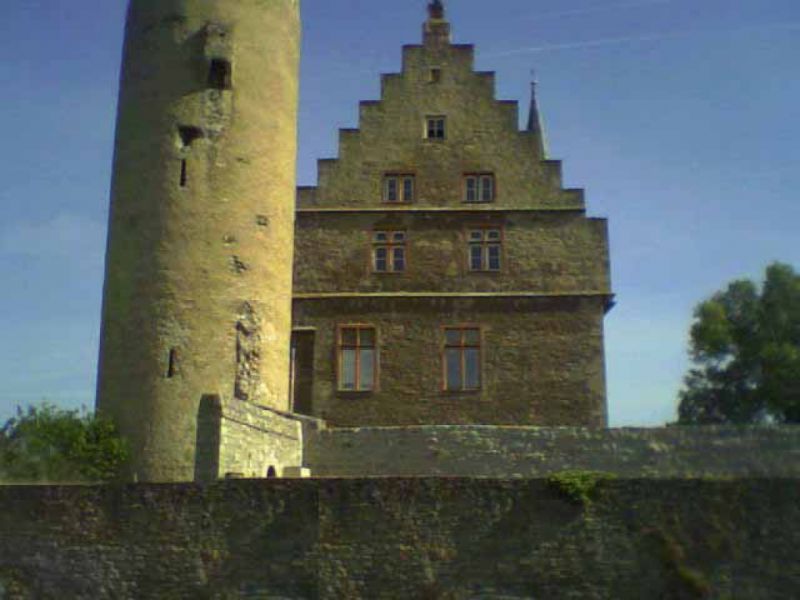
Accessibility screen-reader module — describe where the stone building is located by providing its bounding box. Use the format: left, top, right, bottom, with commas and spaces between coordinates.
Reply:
290, 2, 613, 428
8, 4, 793, 596
96, 0, 613, 482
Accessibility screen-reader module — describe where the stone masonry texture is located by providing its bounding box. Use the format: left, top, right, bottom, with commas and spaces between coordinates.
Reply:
293, 212, 610, 295
217, 399, 303, 480
293, 296, 607, 427
96, 0, 301, 482
291, 10, 612, 428
194, 396, 306, 482
0, 478, 798, 599
304, 425, 800, 478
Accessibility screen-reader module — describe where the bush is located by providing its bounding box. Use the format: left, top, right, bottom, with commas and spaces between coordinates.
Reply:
546, 470, 616, 505
0, 403, 129, 483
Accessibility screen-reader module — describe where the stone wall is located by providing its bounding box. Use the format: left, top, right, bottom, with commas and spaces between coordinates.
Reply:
304, 425, 800, 478
293, 295, 607, 428
0, 478, 797, 599
195, 396, 309, 481
294, 212, 610, 295
296, 41, 574, 210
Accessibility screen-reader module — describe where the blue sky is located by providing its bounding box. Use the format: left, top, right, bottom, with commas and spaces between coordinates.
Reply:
1, 0, 798, 426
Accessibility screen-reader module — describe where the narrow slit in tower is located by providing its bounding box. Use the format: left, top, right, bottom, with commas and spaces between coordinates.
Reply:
167, 349, 179, 378
180, 159, 188, 188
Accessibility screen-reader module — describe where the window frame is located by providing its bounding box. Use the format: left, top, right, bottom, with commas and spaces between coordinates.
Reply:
467, 227, 503, 273
441, 325, 483, 392
425, 115, 447, 140
463, 173, 496, 203
382, 173, 416, 204
372, 229, 407, 274
336, 324, 378, 393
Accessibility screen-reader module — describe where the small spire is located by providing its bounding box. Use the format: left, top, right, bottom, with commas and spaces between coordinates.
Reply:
527, 71, 548, 158
428, 0, 445, 20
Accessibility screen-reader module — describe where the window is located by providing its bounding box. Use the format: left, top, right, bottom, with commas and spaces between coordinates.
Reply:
468, 228, 502, 272
179, 159, 188, 188
338, 326, 376, 392
208, 58, 232, 90
426, 116, 446, 140
383, 174, 415, 203
373, 230, 406, 273
444, 327, 481, 391
166, 348, 179, 378
429, 68, 442, 83
464, 174, 495, 203
178, 125, 203, 148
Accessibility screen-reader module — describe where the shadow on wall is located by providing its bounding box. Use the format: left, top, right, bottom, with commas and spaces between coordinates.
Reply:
194, 394, 222, 483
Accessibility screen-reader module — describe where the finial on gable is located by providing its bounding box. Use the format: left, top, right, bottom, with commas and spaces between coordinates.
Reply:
428, 0, 445, 20
424, 0, 450, 45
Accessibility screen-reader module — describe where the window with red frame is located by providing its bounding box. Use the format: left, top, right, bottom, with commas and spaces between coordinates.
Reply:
468, 228, 502, 272
383, 174, 415, 203
464, 173, 495, 203
373, 230, 406, 273
338, 326, 377, 392
444, 327, 481, 391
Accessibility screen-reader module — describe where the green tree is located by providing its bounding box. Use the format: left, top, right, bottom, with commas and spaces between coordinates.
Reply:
678, 262, 800, 424
0, 403, 129, 483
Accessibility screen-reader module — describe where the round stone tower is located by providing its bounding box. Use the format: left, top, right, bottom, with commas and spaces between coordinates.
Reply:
96, 0, 301, 482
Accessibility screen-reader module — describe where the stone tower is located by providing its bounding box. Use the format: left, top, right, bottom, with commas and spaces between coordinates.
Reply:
96, 0, 301, 482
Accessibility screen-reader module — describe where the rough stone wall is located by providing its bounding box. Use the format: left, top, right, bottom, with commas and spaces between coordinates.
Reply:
293, 296, 607, 427
296, 42, 575, 209
304, 425, 800, 478
218, 398, 305, 479
0, 478, 798, 599
292, 11, 612, 429
194, 396, 313, 481
96, 0, 301, 482
294, 212, 610, 295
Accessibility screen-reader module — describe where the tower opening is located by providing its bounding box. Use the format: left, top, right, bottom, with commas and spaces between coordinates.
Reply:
166, 348, 179, 378
208, 58, 232, 90
178, 125, 203, 148
179, 159, 188, 187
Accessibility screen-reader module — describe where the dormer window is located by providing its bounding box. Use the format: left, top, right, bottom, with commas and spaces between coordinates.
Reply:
464, 174, 495, 203
383, 174, 415, 203
426, 116, 446, 140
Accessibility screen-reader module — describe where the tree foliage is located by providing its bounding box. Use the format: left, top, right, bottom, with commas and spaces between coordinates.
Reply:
0, 404, 129, 483
678, 262, 800, 424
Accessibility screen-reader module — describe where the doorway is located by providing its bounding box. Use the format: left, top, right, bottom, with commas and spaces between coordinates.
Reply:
290, 329, 315, 416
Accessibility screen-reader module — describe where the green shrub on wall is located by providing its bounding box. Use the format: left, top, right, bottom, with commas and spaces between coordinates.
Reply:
546, 470, 617, 505
0, 403, 129, 483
